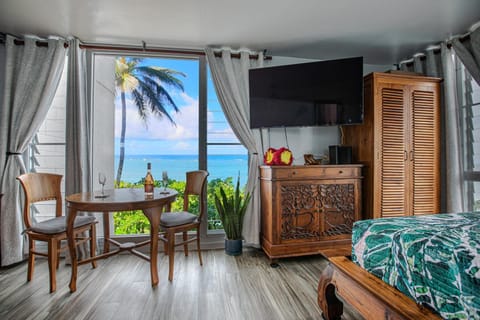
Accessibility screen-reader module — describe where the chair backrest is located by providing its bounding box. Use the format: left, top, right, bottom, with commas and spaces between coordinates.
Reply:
183, 170, 209, 219
17, 173, 63, 229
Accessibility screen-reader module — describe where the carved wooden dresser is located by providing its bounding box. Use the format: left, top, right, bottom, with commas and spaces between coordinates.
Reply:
259, 165, 363, 260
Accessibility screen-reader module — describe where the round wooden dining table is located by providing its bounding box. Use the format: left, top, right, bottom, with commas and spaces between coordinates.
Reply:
66, 188, 177, 293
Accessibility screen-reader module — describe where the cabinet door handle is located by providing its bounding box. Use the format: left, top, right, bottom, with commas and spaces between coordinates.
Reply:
404, 150, 408, 161
410, 150, 414, 161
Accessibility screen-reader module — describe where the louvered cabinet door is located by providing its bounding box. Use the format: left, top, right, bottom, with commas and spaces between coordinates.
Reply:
344, 73, 441, 220
377, 86, 408, 217
411, 88, 440, 215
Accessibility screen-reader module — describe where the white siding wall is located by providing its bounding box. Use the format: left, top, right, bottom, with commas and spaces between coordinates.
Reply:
31, 61, 68, 220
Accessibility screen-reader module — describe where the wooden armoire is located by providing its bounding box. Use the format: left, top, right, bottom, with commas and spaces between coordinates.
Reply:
343, 72, 442, 219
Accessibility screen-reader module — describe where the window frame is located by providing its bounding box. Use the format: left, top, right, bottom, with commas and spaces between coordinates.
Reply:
88, 49, 243, 248
455, 56, 480, 211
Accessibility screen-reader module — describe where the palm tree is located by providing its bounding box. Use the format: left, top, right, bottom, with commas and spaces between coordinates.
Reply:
115, 57, 185, 186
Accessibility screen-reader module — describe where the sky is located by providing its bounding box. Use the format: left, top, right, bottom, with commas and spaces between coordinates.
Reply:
114, 56, 245, 155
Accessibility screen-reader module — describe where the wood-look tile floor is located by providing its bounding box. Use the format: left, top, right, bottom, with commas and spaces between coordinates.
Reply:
0, 249, 362, 320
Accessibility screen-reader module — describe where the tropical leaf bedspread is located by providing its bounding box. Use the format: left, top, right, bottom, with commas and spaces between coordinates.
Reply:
351, 213, 480, 319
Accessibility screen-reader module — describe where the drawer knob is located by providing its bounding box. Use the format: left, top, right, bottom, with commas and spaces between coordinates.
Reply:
339, 170, 343, 174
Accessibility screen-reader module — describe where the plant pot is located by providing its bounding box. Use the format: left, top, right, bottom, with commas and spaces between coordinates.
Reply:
225, 239, 242, 256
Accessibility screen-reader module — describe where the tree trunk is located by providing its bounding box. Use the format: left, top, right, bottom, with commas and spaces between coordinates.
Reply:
115, 91, 127, 187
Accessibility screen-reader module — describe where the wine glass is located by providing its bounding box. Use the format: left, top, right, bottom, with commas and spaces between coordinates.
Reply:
98, 172, 106, 196
162, 171, 169, 192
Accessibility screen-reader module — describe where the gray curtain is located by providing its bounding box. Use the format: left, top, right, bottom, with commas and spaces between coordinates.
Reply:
452, 26, 480, 86
399, 50, 440, 76
65, 38, 95, 259
66, 37, 92, 196
0, 35, 67, 266
414, 54, 426, 74
205, 47, 264, 246
439, 43, 464, 213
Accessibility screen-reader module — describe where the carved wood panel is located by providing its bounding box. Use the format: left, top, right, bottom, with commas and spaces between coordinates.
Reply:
280, 183, 355, 240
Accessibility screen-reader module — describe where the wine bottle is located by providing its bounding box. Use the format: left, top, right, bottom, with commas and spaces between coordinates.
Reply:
144, 162, 154, 196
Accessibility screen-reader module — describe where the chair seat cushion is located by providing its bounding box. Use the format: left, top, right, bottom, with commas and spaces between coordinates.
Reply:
160, 212, 198, 227
30, 215, 97, 234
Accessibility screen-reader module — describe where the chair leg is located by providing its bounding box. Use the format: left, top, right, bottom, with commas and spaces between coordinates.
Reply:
183, 232, 188, 256
48, 239, 58, 293
163, 234, 168, 255
90, 224, 97, 269
196, 229, 203, 266
27, 237, 35, 282
56, 240, 61, 269
103, 211, 110, 254
167, 230, 175, 281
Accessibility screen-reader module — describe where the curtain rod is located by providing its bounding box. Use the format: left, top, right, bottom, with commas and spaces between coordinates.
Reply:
0, 37, 69, 48
213, 51, 272, 60
404, 33, 470, 66
79, 43, 205, 56
0, 37, 269, 60
0, 34, 269, 60
79, 43, 271, 60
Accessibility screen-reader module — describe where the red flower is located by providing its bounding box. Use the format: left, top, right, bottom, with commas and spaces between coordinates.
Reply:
264, 147, 293, 165
273, 147, 293, 165
264, 147, 277, 165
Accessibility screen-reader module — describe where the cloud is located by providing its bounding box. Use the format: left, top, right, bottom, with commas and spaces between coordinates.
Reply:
114, 91, 239, 144
115, 93, 199, 140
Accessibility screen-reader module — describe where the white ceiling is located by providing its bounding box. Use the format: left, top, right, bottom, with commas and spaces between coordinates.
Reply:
1, 0, 479, 65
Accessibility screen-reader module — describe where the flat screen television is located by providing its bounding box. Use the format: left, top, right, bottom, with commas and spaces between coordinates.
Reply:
249, 56, 363, 128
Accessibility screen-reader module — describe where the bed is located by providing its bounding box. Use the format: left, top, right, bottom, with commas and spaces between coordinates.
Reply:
317, 213, 480, 319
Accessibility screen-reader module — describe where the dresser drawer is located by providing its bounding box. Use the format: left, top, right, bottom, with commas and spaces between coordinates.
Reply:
261, 165, 362, 180
313, 166, 361, 179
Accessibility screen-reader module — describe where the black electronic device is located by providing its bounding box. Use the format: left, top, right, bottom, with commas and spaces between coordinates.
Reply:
329, 145, 352, 164
249, 57, 364, 129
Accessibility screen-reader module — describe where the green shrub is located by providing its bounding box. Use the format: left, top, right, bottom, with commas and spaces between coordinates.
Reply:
113, 177, 239, 234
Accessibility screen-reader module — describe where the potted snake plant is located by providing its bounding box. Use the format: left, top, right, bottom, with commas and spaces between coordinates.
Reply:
214, 176, 251, 256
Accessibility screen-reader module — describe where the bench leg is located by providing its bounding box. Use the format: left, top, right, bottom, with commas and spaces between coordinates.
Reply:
318, 263, 343, 320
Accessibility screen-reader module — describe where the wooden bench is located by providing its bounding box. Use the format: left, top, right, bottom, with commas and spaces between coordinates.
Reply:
317, 256, 441, 320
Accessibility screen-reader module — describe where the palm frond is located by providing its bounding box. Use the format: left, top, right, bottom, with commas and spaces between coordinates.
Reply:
155, 86, 181, 113
136, 66, 186, 91
136, 78, 176, 125
131, 90, 148, 124
114, 57, 184, 126
115, 57, 140, 90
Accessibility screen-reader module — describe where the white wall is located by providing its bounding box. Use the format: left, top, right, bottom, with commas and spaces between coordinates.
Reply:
92, 55, 115, 190
91, 55, 115, 237
257, 56, 391, 164
0, 45, 5, 176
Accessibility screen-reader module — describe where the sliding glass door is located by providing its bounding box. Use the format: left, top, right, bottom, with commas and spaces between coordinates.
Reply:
91, 51, 247, 243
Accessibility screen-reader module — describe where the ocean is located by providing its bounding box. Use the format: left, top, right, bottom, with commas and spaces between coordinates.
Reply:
114, 154, 249, 184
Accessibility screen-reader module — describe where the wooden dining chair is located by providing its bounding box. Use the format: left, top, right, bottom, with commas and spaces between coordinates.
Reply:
17, 172, 98, 293
159, 170, 209, 281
